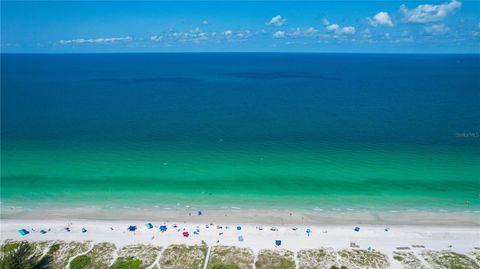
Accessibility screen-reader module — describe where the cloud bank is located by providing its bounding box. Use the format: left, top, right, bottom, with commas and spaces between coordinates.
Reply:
59, 36, 132, 44
400, 0, 461, 23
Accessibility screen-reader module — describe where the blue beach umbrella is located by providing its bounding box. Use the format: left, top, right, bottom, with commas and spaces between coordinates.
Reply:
18, 229, 29, 236
128, 225, 137, 232
306, 228, 311, 236
145, 223, 154, 229
82, 228, 87, 233
237, 226, 242, 231
160, 225, 167, 232
198, 211, 202, 216
275, 240, 282, 246
354, 226, 360, 232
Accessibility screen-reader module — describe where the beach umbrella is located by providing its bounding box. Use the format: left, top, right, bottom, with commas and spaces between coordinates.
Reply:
145, 223, 154, 229
82, 228, 87, 233
237, 226, 242, 231
306, 228, 311, 236
40, 230, 47, 234
128, 225, 137, 232
198, 211, 202, 216
275, 240, 282, 246
354, 226, 360, 232
18, 229, 29, 236
238, 235, 244, 242
182, 231, 189, 237
160, 225, 167, 232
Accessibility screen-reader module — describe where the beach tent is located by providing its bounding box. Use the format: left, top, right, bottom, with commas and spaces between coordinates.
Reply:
238, 235, 244, 242
237, 226, 242, 231
18, 229, 29, 236
182, 231, 189, 237
160, 225, 167, 232
354, 226, 360, 232
128, 225, 137, 232
275, 240, 282, 246
82, 228, 87, 233
145, 223, 154, 229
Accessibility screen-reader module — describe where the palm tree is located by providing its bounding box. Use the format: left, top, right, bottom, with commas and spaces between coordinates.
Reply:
0, 242, 52, 269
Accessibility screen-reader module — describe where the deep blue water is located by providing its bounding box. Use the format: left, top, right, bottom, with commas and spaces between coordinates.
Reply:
2, 53, 479, 146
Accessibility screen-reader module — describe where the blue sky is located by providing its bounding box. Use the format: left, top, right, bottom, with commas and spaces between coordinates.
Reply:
1, 1, 479, 53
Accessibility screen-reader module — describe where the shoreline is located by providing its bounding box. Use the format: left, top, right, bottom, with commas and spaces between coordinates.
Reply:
1, 208, 479, 226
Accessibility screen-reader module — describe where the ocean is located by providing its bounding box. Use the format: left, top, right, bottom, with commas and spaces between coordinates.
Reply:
1, 53, 479, 215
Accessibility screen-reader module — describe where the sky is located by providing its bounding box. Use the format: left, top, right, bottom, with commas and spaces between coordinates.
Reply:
1, 1, 479, 53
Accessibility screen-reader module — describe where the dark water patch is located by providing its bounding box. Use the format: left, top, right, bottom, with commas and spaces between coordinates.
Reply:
226, 72, 341, 80
2, 175, 479, 195
83, 76, 204, 85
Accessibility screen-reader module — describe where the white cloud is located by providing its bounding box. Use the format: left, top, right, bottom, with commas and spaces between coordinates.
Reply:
273, 30, 286, 38
424, 24, 450, 35
325, 22, 355, 35
367, 12, 393, 27
163, 29, 210, 43
326, 24, 340, 32
393, 36, 415, 43
222, 30, 233, 39
59, 36, 132, 44
290, 27, 318, 37
236, 30, 251, 40
267, 15, 286, 27
150, 35, 163, 41
400, 0, 462, 23
202, 20, 208, 25
340, 26, 356, 34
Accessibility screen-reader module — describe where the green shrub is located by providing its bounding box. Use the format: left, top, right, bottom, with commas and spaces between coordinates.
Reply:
49, 243, 60, 254
109, 257, 142, 269
70, 255, 91, 269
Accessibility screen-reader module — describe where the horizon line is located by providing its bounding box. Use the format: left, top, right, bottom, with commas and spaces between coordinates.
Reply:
2, 51, 480, 55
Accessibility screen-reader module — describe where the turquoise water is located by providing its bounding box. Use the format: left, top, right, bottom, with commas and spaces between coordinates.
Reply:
1, 53, 479, 213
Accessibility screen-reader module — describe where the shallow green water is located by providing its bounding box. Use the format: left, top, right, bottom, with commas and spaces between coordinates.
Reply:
2, 141, 479, 212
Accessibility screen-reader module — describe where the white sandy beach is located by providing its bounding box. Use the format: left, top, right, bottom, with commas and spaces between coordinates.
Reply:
1, 218, 479, 268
